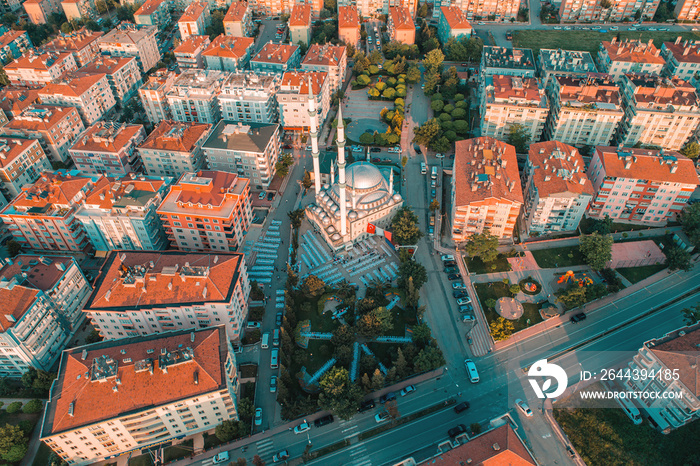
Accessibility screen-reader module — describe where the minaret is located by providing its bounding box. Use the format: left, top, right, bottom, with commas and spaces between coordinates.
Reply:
307, 76, 321, 194
389, 169, 393, 194
337, 106, 347, 236
330, 160, 335, 185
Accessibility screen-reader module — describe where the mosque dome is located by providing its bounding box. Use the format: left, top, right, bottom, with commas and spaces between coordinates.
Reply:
346, 162, 387, 191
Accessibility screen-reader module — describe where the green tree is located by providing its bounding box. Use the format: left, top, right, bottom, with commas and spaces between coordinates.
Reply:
429, 199, 440, 212
249, 281, 265, 301
681, 304, 700, 325
665, 244, 692, 271
505, 124, 530, 153
681, 203, 700, 246
453, 119, 469, 134
288, 209, 304, 229
357, 306, 393, 337
414, 346, 445, 372
0, 64, 9, 86
356, 74, 371, 87
412, 118, 440, 147
318, 367, 364, 420
206, 10, 225, 39
301, 275, 326, 299
252, 455, 265, 466
680, 141, 700, 160
430, 100, 444, 112
5, 402, 21, 414
302, 170, 313, 189
370, 369, 385, 390
557, 286, 588, 309
578, 232, 613, 270
584, 215, 613, 235
393, 347, 409, 378
465, 231, 499, 264
464, 37, 484, 62
423, 70, 441, 95
215, 420, 244, 442
0, 423, 26, 463
95, 0, 108, 13
391, 206, 424, 245
489, 317, 515, 341
404, 276, 420, 308
21, 400, 42, 414
369, 49, 383, 64
353, 51, 370, 74
382, 87, 396, 99
484, 298, 497, 309
411, 323, 432, 346
431, 136, 451, 153
406, 65, 421, 83
509, 284, 521, 296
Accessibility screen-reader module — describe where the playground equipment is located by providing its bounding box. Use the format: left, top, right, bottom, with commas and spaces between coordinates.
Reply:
557, 270, 594, 287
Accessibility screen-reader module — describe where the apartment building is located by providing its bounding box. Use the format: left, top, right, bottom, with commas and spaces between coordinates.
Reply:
674, 0, 700, 20
61, 0, 96, 21
23, 0, 62, 24
78, 56, 143, 104
98, 23, 161, 73
0, 87, 41, 118
0, 171, 99, 252
38, 72, 117, 125
174, 35, 210, 69
278, 71, 329, 130
337, 5, 361, 47
587, 146, 698, 225
480, 75, 549, 143
300, 44, 346, 94
166, 69, 227, 124
523, 141, 594, 235
178, 2, 211, 39
75, 173, 172, 252
202, 35, 255, 72
0, 255, 90, 377
218, 72, 280, 123
157, 170, 252, 252
247, 0, 294, 16
5, 50, 78, 87
616, 73, 700, 151
0, 0, 24, 13
431, 0, 522, 21
69, 122, 146, 176
481, 46, 536, 78
289, 4, 312, 46
138, 120, 210, 177
661, 38, 700, 81
625, 323, 700, 433
559, 0, 660, 22
138, 69, 176, 124
598, 38, 666, 80
2, 105, 84, 163
0, 30, 32, 64
437, 6, 472, 45
545, 74, 624, 147
537, 49, 597, 87
250, 43, 301, 74
451, 137, 523, 241
40, 28, 102, 67
203, 121, 279, 189
387, 7, 415, 45
41, 327, 240, 465
224, 1, 253, 37
336, 0, 383, 17
134, 0, 171, 30
0, 137, 52, 199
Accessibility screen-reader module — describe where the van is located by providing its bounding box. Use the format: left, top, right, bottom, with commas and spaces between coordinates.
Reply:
421, 162, 427, 175
213, 452, 229, 464
273, 328, 280, 346
261, 332, 269, 349
464, 359, 479, 383
431, 166, 438, 180
270, 349, 279, 369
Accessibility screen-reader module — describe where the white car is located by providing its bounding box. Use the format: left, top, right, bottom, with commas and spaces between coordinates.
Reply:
478, 21, 485, 25
352, 146, 364, 153
293, 420, 311, 434
254, 408, 262, 426
375, 410, 390, 423
258, 191, 266, 200
246, 321, 261, 328
610, 26, 619, 30
213, 452, 230, 464
515, 399, 533, 417
436, 153, 444, 158
462, 314, 475, 323
553, 26, 562, 30
388, 146, 401, 153
306, 145, 312, 151
441, 254, 455, 262
452, 282, 467, 290
400, 385, 416, 396
457, 297, 472, 305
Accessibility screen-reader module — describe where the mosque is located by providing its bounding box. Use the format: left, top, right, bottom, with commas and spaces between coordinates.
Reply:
303, 83, 404, 252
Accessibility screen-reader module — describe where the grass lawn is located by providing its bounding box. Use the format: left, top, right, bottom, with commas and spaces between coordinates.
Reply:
203, 433, 224, 450
128, 454, 153, 466
513, 30, 700, 55
163, 440, 194, 462
617, 264, 667, 284
465, 254, 512, 274
32, 443, 53, 466
554, 382, 700, 465
473, 282, 544, 333
531, 245, 586, 268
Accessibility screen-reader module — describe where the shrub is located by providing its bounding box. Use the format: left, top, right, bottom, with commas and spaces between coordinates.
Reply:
22, 400, 42, 414
359, 133, 374, 144
439, 113, 451, 122
454, 93, 465, 101
443, 104, 455, 114
451, 108, 467, 119
444, 130, 458, 141
387, 77, 397, 87
375, 81, 387, 91
6, 402, 22, 414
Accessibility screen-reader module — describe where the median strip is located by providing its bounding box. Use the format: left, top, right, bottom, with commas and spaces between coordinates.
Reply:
358, 398, 457, 441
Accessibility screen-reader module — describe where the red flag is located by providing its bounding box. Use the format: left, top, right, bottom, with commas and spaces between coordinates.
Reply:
367, 223, 376, 234
384, 231, 392, 242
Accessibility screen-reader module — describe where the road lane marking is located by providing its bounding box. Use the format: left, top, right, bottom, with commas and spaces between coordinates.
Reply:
342, 425, 358, 433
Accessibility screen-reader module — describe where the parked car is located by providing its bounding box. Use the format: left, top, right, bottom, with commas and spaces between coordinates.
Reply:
444, 266, 458, 274
371, 157, 381, 163
443, 260, 456, 267
379, 392, 396, 404
400, 385, 416, 396
447, 273, 461, 280
254, 408, 262, 426
375, 410, 390, 423
448, 424, 467, 437
452, 282, 467, 290
270, 375, 277, 392
213, 452, 230, 464
276, 312, 283, 326
314, 414, 334, 427
306, 145, 312, 151
358, 399, 376, 412
515, 399, 533, 417
454, 401, 470, 413
283, 144, 292, 149
293, 420, 311, 434
267, 192, 274, 201
506, 31, 513, 40
453, 290, 469, 299
352, 145, 364, 152
431, 188, 436, 198
462, 314, 475, 323
272, 450, 290, 462
246, 321, 261, 328
388, 146, 401, 153
457, 297, 472, 305
436, 153, 444, 158
414, 146, 422, 154
258, 191, 266, 200
370, 147, 381, 152
441, 254, 455, 261
570, 312, 587, 323
459, 304, 473, 313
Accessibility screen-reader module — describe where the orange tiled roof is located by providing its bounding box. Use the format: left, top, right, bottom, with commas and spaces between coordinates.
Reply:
38, 72, 105, 98
624, 73, 699, 108
45, 326, 228, 434
0, 87, 41, 116
139, 120, 211, 153
440, 6, 472, 30
453, 137, 523, 207
41, 28, 102, 54
649, 326, 700, 397
555, 74, 620, 106
70, 122, 144, 154
0, 254, 75, 294
0, 285, 39, 331
302, 44, 346, 67
602, 39, 666, 65
0, 137, 40, 169
280, 71, 326, 95
289, 4, 312, 26
202, 35, 254, 59
389, 7, 414, 30
134, 0, 167, 16
528, 141, 594, 199
6, 172, 95, 211
78, 56, 135, 75
5, 105, 78, 133
174, 35, 211, 55
84, 174, 167, 210
86, 250, 244, 311
180, 1, 208, 22
595, 146, 699, 185
252, 42, 299, 64
489, 75, 543, 102
224, 1, 248, 22
5, 50, 73, 72
427, 424, 537, 466
663, 39, 700, 64
0, 30, 27, 48
338, 5, 360, 28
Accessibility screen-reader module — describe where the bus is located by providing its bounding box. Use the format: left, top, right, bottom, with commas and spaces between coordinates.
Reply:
421, 162, 427, 175
431, 166, 438, 180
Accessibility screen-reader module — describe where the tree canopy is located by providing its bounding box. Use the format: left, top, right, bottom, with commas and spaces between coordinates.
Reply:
681, 203, 700, 246
301, 275, 326, 299
464, 231, 499, 264
578, 233, 613, 270
505, 124, 530, 153
390, 206, 423, 245
318, 367, 364, 420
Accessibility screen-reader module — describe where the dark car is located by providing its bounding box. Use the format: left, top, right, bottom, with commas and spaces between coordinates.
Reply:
371, 157, 381, 163
370, 147, 381, 152
454, 402, 470, 413
379, 392, 396, 404
444, 267, 458, 274
314, 414, 334, 427
448, 273, 461, 280
453, 290, 469, 298
443, 260, 456, 267
276, 312, 283, 326
431, 188, 436, 197
414, 146, 422, 154
267, 192, 274, 201
358, 399, 376, 412
283, 144, 292, 149
566, 446, 576, 458
570, 312, 587, 323
506, 31, 513, 40
448, 424, 467, 438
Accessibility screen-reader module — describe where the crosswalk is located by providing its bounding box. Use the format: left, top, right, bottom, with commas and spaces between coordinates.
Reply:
255, 438, 276, 461
346, 445, 372, 466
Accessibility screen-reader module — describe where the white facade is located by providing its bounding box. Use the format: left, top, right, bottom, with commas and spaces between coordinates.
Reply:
5, 51, 78, 87
0, 138, 53, 199
597, 39, 666, 80
166, 69, 227, 124
278, 71, 330, 130
98, 23, 161, 73
218, 72, 280, 123
138, 70, 176, 125
39, 74, 117, 126
137, 121, 210, 178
